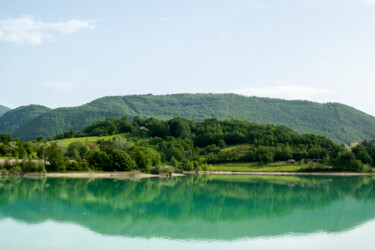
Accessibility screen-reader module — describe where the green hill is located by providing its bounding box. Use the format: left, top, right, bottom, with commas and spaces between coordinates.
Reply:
0, 93, 375, 143
0, 105, 10, 117
0, 105, 51, 137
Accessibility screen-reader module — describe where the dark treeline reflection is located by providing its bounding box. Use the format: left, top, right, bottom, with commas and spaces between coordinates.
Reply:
1, 175, 375, 240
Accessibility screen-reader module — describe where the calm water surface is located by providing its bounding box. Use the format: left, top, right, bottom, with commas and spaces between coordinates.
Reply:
1, 175, 375, 249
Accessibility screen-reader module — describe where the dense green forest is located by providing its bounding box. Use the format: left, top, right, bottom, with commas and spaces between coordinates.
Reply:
1, 176, 375, 239
1, 94, 375, 143
1, 116, 374, 174
0, 105, 10, 117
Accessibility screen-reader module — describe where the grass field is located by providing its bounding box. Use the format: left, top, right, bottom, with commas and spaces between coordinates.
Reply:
55, 134, 126, 148
211, 162, 302, 172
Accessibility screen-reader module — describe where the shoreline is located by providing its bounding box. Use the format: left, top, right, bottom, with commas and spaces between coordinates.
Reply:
185, 171, 374, 176
1, 172, 185, 178
0, 171, 373, 178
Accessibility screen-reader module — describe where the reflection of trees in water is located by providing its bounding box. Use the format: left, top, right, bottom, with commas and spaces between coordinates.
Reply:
1, 175, 375, 239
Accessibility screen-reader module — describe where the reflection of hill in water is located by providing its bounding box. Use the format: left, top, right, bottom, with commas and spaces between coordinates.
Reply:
1, 175, 375, 240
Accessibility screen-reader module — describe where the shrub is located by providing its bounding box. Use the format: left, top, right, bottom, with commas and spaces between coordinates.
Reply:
182, 160, 194, 171
360, 164, 372, 173
109, 149, 137, 171
150, 165, 174, 176
18, 160, 46, 173
9, 165, 22, 174
201, 163, 208, 171
46, 144, 65, 172
150, 165, 162, 175
169, 156, 178, 168
66, 161, 83, 171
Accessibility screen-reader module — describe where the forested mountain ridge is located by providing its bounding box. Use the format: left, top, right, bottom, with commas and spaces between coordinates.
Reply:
0, 105, 10, 117
0, 93, 375, 143
0, 105, 51, 136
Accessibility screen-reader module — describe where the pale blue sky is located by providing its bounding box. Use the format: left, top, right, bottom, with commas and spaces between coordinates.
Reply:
1, 0, 375, 115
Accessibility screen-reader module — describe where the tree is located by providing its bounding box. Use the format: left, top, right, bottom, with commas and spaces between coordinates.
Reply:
46, 144, 65, 172
109, 149, 137, 171
182, 160, 194, 171
112, 137, 133, 151
333, 151, 362, 171
256, 146, 274, 164
0, 134, 12, 144
218, 139, 226, 149
168, 117, 191, 138
132, 147, 161, 172
65, 141, 89, 161
170, 156, 178, 168
352, 145, 373, 165
88, 151, 110, 170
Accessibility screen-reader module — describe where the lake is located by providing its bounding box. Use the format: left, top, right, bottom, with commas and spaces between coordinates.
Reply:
1, 175, 375, 249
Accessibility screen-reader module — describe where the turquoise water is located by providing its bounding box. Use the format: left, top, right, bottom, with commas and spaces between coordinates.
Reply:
1, 175, 375, 249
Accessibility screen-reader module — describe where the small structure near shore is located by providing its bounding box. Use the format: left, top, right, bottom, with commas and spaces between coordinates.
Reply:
139, 126, 149, 132
286, 159, 296, 164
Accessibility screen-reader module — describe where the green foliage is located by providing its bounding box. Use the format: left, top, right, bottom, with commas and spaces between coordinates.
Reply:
2, 94, 375, 143
3, 113, 375, 173
0, 105, 50, 140
0, 104, 10, 117
256, 146, 274, 164
65, 141, 89, 161
112, 137, 133, 151
46, 144, 65, 172
0, 134, 12, 144
66, 161, 87, 171
88, 151, 110, 170
332, 151, 363, 171
149, 165, 174, 176
300, 163, 331, 172
131, 147, 161, 172
20, 159, 46, 173
352, 145, 374, 165
182, 160, 194, 171
108, 149, 137, 171
169, 156, 178, 168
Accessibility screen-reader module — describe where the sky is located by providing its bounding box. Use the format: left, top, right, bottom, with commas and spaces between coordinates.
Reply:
1, 0, 375, 115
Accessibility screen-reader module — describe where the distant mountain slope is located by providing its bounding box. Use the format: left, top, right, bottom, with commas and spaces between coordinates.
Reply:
0, 105, 51, 136
1, 97, 136, 140
1, 93, 375, 143
0, 105, 10, 117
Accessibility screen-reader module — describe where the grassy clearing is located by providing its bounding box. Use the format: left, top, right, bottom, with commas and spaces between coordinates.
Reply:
211, 162, 302, 172
55, 134, 126, 148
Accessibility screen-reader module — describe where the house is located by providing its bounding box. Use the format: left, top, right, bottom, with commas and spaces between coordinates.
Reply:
139, 126, 149, 132
286, 159, 296, 164
350, 141, 361, 148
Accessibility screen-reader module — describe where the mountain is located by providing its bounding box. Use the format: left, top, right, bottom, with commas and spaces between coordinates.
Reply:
0, 105, 10, 117
0, 93, 375, 143
0, 105, 51, 137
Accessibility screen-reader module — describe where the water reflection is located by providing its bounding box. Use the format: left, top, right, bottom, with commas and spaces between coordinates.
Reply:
1, 175, 375, 240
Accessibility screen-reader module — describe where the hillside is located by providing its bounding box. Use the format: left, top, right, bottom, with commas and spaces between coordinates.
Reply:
0, 93, 375, 143
0, 105, 51, 137
0, 105, 10, 117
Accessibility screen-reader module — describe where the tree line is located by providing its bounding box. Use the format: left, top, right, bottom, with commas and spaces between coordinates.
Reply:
0, 116, 374, 173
